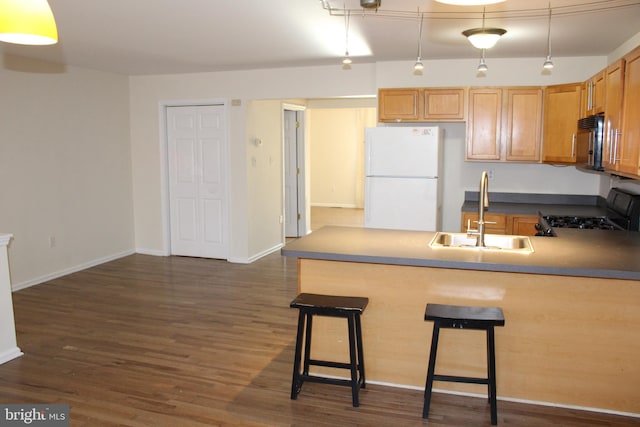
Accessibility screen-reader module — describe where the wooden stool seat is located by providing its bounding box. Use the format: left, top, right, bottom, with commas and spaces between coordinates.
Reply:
423, 303, 505, 425
290, 293, 368, 407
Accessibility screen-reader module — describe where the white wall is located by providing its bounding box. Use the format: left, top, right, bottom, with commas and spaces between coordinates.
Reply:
245, 100, 285, 258
0, 55, 134, 288
309, 107, 376, 208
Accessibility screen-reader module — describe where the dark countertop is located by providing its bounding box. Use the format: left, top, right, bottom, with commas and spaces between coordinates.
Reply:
281, 226, 640, 281
461, 191, 609, 216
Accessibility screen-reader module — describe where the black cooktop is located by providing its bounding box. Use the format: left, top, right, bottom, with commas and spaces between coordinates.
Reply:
542, 215, 622, 230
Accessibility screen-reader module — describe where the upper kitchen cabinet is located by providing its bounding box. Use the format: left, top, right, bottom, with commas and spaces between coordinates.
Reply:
378, 88, 420, 122
618, 46, 640, 176
503, 87, 543, 161
422, 88, 466, 121
466, 88, 502, 160
542, 83, 582, 164
466, 87, 542, 162
582, 70, 606, 117
378, 88, 466, 122
603, 59, 625, 172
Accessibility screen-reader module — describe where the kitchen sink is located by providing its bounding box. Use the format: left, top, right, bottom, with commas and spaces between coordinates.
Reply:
429, 232, 534, 254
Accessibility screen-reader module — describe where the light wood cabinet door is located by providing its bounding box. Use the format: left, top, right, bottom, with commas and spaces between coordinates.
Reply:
461, 212, 508, 234
461, 212, 539, 236
422, 88, 466, 121
504, 88, 543, 162
378, 89, 420, 122
584, 70, 606, 116
619, 46, 640, 176
466, 88, 502, 160
603, 59, 625, 171
511, 215, 539, 236
378, 88, 466, 122
542, 83, 582, 164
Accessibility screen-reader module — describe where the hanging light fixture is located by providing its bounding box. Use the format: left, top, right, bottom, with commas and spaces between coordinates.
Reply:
360, 0, 381, 9
462, 8, 506, 49
414, 13, 425, 73
0, 0, 58, 45
342, 10, 352, 69
477, 49, 488, 72
543, 3, 554, 69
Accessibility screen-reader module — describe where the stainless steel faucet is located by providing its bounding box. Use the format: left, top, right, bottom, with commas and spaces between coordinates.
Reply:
467, 171, 493, 247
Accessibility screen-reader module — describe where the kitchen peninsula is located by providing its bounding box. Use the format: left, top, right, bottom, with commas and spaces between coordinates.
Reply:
281, 226, 640, 416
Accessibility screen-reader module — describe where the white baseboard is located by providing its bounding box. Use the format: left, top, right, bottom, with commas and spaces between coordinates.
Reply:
228, 243, 284, 264
135, 248, 168, 256
0, 347, 23, 365
367, 380, 640, 419
12, 249, 135, 291
311, 203, 359, 208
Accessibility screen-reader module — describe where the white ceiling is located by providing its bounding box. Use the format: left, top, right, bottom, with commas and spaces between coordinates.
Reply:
1, 0, 639, 75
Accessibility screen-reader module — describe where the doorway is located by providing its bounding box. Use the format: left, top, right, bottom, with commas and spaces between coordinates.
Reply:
283, 106, 307, 238
166, 104, 229, 259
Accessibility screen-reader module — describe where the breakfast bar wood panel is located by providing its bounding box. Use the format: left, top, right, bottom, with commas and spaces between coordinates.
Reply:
297, 258, 640, 415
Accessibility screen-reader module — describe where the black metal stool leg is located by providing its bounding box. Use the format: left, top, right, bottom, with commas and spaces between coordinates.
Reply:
355, 313, 366, 389
423, 322, 441, 419
487, 326, 498, 425
347, 313, 360, 407
291, 310, 306, 400
303, 313, 313, 376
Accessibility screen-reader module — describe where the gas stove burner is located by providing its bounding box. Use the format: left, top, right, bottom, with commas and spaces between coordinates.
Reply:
542, 215, 621, 230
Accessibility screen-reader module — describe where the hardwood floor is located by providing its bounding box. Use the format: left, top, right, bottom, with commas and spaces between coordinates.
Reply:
311, 207, 364, 231
0, 253, 638, 426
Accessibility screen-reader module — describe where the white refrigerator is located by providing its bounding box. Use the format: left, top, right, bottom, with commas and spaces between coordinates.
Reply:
364, 126, 443, 231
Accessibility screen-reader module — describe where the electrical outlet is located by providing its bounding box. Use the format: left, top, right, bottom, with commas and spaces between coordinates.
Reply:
488, 170, 495, 180
49, 236, 56, 248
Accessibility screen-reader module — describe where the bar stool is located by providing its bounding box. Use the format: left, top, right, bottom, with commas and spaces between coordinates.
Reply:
289, 293, 368, 407
423, 303, 505, 425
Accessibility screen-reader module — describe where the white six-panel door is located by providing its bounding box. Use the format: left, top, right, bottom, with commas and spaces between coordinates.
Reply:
167, 105, 228, 259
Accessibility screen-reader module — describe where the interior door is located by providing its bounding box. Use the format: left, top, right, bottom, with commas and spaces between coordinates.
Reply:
284, 109, 305, 237
167, 105, 228, 259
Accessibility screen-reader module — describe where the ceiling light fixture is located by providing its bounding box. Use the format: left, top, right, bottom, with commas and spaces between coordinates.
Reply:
462, 8, 506, 49
342, 10, 352, 69
414, 13, 425, 73
435, 0, 505, 5
0, 0, 58, 45
360, 0, 381, 9
477, 49, 488, 72
543, 3, 554, 69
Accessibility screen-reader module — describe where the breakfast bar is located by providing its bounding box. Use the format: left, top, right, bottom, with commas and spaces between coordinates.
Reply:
281, 226, 640, 416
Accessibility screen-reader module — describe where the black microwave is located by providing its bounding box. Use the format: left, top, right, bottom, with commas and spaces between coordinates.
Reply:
575, 114, 604, 171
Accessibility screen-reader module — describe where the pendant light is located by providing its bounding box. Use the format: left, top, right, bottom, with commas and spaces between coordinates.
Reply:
0, 0, 58, 45
342, 10, 352, 69
462, 8, 506, 49
360, 0, 381, 9
543, 3, 554, 69
477, 49, 488, 72
414, 13, 425, 73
